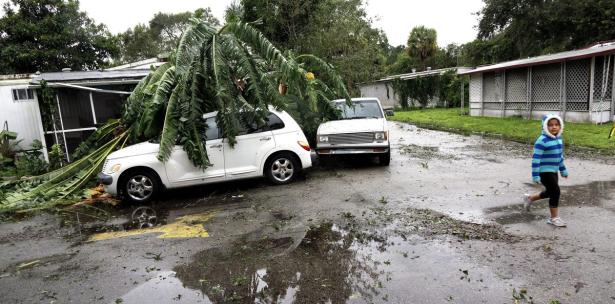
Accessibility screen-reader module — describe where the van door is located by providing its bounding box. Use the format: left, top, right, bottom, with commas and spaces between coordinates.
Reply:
165, 116, 225, 186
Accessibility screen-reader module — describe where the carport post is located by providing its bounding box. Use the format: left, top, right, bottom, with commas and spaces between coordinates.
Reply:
460, 76, 465, 113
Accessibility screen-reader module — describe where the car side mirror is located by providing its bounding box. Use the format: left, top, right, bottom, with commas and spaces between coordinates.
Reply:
385, 110, 394, 117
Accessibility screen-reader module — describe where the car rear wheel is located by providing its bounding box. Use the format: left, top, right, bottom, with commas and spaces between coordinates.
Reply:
265, 153, 300, 185
121, 169, 160, 204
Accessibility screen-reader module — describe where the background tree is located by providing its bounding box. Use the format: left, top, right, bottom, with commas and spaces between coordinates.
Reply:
239, 0, 388, 95
114, 8, 220, 64
406, 26, 438, 70
462, 0, 615, 66
0, 0, 118, 74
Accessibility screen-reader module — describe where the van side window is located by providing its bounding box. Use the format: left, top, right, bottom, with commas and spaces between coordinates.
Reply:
204, 117, 221, 140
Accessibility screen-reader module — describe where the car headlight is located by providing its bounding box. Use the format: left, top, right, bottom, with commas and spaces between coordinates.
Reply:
374, 132, 387, 140
109, 164, 121, 174
318, 135, 329, 143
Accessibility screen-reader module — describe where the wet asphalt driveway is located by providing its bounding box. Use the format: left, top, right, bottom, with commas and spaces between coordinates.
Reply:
2, 122, 615, 303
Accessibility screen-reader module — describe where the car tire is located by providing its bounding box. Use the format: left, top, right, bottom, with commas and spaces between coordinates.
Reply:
265, 153, 300, 185
379, 151, 390, 166
121, 169, 160, 204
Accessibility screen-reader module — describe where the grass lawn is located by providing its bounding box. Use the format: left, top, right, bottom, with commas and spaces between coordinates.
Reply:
389, 108, 615, 152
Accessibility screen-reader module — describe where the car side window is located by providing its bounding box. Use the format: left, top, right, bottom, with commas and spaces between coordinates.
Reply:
204, 117, 221, 140
265, 112, 285, 131
237, 112, 285, 135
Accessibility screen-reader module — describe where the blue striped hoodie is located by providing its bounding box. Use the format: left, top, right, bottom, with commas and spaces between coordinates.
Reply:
531, 114, 568, 182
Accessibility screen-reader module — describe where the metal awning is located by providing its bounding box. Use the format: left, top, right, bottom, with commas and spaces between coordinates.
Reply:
362, 67, 471, 85
459, 42, 615, 75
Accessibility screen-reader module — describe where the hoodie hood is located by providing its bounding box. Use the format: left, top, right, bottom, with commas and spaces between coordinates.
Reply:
541, 114, 564, 139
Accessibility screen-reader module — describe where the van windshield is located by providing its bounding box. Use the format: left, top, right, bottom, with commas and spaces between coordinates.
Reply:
334, 99, 383, 119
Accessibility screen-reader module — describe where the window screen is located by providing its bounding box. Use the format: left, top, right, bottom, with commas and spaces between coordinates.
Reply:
64, 130, 95, 156
57, 88, 94, 130
91, 85, 133, 124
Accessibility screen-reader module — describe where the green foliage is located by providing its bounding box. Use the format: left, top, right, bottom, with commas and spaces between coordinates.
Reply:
37, 80, 57, 132
48, 144, 64, 171
240, 0, 388, 94
463, 0, 615, 66
114, 8, 220, 64
0, 122, 20, 164
1, 130, 128, 213
0, 0, 118, 73
15, 140, 46, 177
406, 26, 438, 68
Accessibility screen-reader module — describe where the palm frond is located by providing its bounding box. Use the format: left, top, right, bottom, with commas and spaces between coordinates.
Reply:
176, 19, 216, 74
137, 66, 178, 139
157, 78, 185, 163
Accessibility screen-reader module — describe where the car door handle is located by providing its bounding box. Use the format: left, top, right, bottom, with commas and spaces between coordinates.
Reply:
259, 137, 271, 141
209, 144, 222, 148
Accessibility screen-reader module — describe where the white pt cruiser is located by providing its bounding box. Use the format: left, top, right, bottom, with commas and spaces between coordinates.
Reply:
98, 108, 312, 203
316, 98, 391, 165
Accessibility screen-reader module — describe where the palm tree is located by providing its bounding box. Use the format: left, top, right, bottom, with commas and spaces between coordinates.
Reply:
0, 19, 350, 213
406, 26, 438, 69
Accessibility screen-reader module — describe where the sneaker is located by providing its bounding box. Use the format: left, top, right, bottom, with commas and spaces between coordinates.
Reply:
523, 194, 532, 211
547, 217, 567, 227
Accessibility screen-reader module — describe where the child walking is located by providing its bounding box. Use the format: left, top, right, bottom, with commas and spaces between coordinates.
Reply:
523, 114, 569, 227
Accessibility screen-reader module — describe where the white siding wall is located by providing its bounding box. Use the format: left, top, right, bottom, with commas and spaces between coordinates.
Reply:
0, 81, 47, 158
359, 83, 399, 109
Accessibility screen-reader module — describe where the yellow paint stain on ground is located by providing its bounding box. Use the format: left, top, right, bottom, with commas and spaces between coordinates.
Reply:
88, 212, 216, 242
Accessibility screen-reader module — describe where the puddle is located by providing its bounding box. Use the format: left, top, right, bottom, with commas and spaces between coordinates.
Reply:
88, 211, 215, 242
485, 180, 615, 225
111, 212, 517, 304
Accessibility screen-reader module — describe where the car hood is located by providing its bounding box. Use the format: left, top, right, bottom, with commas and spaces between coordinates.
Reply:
318, 118, 387, 135
107, 141, 160, 160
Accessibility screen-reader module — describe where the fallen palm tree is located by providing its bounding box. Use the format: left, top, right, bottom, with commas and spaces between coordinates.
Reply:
0, 19, 350, 214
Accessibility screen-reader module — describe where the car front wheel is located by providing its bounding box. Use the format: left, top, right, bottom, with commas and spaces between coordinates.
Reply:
265, 153, 300, 185
121, 169, 159, 203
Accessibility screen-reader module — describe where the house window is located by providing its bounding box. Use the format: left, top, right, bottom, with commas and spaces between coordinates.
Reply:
12, 88, 34, 101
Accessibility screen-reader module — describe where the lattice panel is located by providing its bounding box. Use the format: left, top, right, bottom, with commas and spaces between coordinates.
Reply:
532, 102, 562, 111
505, 68, 527, 103
532, 63, 561, 103
591, 101, 612, 111
483, 102, 502, 110
593, 55, 614, 102
470, 73, 482, 103
483, 72, 496, 103
566, 58, 590, 104
505, 102, 529, 110
566, 102, 588, 111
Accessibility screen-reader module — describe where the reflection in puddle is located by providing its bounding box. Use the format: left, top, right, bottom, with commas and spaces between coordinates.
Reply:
485, 180, 615, 225
113, 213, 515, 303
174, 223, 384, 303
88, 212, 215, 242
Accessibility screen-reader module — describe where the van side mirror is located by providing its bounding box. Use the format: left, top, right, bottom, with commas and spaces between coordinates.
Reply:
385, 110, 394, 117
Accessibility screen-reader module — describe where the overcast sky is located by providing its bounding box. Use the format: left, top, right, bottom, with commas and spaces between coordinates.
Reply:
2, 0, 485, 47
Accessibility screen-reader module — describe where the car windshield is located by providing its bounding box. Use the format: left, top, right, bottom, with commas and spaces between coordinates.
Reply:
335, 100, 383, 119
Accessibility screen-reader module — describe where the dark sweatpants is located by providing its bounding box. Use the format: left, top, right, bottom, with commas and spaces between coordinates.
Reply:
539, 172, 560, 208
